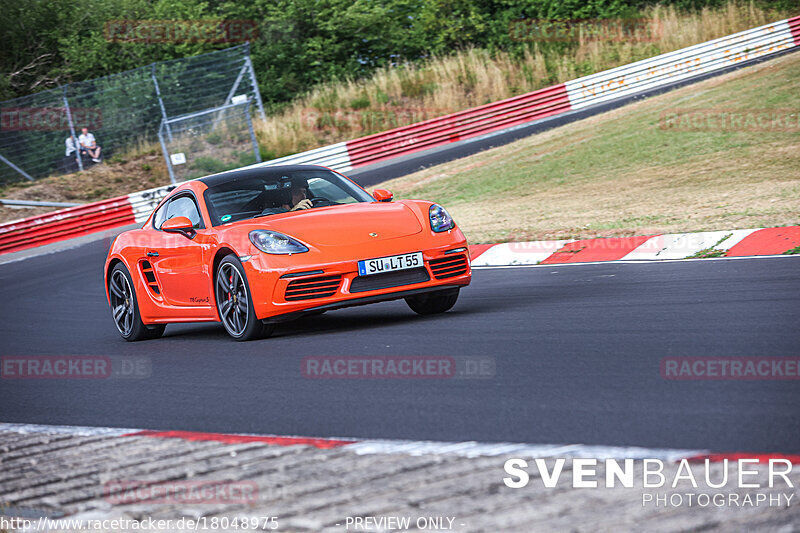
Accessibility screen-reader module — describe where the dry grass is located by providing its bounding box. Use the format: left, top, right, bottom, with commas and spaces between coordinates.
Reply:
372, 51, 800, 244
254, 1, 795, 157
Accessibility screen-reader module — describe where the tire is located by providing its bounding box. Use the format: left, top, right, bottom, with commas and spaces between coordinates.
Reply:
215, 254, 274, 341
109, 263, 165, 341
405, 288, 460, 315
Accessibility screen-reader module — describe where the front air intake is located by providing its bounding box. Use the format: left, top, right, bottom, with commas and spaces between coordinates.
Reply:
429, 254, 469, 280
285, 275, 342, 301
349, 267, 430, 293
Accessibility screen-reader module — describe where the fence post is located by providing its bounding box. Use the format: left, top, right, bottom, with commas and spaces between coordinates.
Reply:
245, 104, 262, 164
151, 64, 172, 142
244, 43, 267, 122
225, 63, 249, 105
62, 85, 83, 172
158, 122, 176, 184
0, 153, 34, 181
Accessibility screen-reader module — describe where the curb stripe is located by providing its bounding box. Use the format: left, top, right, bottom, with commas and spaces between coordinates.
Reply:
122, 429, 355, 449
467, 244, 494, 261
4, 423, 798, 463
727, 227, 800, 257
470, 227, 799, 267
539, 235, 652, 264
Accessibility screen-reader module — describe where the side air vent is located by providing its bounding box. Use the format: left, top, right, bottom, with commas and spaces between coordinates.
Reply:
141, 261, 161, 295
429, 254, 469, 280
285, 275, 342, 301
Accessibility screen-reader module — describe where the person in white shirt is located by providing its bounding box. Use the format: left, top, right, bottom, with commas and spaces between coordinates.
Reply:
78, 127, 102, 162
65, 135, 77, 157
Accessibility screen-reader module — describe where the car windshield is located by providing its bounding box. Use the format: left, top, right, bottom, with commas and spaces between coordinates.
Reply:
203, 169, 375, 226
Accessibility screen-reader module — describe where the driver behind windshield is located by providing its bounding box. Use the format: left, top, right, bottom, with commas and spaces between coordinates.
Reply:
279, 177, 312, 211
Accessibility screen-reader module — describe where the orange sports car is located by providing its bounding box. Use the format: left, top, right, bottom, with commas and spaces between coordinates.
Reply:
104, 165, 471, 341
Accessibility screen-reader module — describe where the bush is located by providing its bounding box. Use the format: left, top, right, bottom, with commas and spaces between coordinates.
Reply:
349, 95, 371, 109
191, 156, 229, 173
206, 132, 223, 145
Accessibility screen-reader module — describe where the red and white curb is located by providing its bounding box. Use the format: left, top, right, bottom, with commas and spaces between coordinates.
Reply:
3, 422, 799, 464
469, 226, 800, 267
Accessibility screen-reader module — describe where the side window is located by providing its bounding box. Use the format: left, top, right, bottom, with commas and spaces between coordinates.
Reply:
153, 201, 169, 229
163, 196, 203, 229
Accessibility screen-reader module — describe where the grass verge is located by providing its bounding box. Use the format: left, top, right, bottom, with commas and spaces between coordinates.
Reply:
373, 52, 800, 244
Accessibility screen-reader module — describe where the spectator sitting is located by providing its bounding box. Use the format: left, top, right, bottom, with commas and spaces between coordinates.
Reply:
65, 135, 77, 158
78, 127, 102, 163
61, 135, 80, 173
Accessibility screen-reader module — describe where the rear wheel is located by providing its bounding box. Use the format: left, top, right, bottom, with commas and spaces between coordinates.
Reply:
109, 263, 165, 341
215, 254, 274, 341
405, 288, 460, 315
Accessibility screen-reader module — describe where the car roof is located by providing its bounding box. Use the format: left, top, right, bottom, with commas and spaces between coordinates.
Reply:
197, 165, 331, 188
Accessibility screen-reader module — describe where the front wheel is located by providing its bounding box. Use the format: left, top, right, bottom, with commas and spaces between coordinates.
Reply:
109, 263, 165, 341
405, 288, 460, 315
215, 254, 274, 341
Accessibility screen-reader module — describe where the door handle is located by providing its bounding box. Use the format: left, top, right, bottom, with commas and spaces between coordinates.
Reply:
147, 251, 159, 257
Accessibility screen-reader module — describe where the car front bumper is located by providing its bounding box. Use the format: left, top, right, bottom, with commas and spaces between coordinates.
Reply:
244, 242, 471, 320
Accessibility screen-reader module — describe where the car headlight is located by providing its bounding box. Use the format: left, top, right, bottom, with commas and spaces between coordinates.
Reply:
429, 204, 455, 233
249, 230, 309, 254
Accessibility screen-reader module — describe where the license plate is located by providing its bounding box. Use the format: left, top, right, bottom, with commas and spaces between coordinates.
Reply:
358, 252, 423, 276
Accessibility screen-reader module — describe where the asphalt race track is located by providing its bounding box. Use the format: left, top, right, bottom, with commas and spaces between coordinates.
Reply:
1, 239, 799, 453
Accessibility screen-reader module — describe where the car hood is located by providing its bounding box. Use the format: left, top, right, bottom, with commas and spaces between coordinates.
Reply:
236, 201, 424, 246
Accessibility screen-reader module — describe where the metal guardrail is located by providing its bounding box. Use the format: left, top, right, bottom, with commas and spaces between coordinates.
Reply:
564, 16, 800, 109
0, 199, 81, 208
0, 197, 135, 254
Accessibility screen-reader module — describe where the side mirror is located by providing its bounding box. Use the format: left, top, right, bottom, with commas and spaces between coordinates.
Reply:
373, 189, 393, 202
162, 216, 195, 238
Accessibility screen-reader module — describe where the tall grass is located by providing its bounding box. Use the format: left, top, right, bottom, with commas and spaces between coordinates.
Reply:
254, 1, 795, 158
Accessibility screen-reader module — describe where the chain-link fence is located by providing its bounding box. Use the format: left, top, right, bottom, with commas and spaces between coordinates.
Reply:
159, 100, 261, 183
0, 44, 264, 185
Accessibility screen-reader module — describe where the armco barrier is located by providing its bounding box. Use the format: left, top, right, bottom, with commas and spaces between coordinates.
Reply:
0, 185, 174, 254
564, 17, 800, 110
0, 16, 798, 255
0, 198, 135, 254
344, 84, 570, 169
